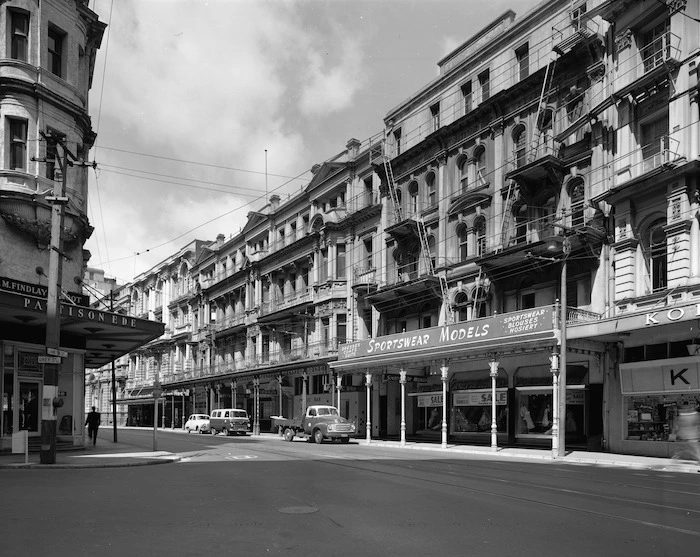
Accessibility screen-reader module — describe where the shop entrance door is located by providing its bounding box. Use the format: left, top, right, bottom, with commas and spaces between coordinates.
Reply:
19, 381, 41, 437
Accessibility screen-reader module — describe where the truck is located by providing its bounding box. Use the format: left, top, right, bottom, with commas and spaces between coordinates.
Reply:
271, 405, 356, 444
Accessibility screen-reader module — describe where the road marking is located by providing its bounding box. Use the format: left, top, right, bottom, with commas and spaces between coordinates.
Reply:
225, 455, 258, 460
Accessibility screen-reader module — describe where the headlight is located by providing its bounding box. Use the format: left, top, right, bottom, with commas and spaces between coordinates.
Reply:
327, 424, 337, 432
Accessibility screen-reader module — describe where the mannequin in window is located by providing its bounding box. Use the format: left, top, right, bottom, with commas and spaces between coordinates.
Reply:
520, 405, 535, 432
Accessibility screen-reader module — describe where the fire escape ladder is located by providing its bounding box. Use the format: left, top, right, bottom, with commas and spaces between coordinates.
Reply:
472, 266, 484, 320
499, 180, 516, 250
530, 51, 558, 163
382, 151, 403, 224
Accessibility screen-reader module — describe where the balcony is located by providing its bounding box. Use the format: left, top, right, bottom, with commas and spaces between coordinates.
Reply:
215, 313, 246, 334
612, 136, 681, 188
552, 14, 601, 56
259, 288, 314, 322
352, 267, 378, 294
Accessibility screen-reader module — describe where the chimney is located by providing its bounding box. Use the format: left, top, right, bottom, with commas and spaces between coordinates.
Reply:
346, 138, 361, 160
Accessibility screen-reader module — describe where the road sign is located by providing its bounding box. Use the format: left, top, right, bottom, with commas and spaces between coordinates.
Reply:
38, 356, 62, 364
46, 348, 68, 357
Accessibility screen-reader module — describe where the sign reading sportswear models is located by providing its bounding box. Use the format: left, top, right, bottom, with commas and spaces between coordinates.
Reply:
338, 307, 554, 361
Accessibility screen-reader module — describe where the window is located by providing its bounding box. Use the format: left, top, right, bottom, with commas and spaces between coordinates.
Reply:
647, 220, 667, 291
539, 193, 557, 235
569, 178, 585, 228
408, 181, 419, 215
461, 81, 473, 115
513, 126, 527, 167
46, 130, 66, 179
641, 115, 669, 171
570, 3, 587, 31
319, 248, 328, 282
10, 11, 29, 62
458, 157, 469, 192
426, 173, 437, 208
475, 147, 487, 186
393, 128, 402, 156
9, 119, 27, 170
427, 235, 436, 270
475, 218, 486, 257
337, 244, 346, 279
47, 26, 64, 77
458, 225, 469, 261
479, 70, 490, 102
515, 43, 529, 81
364, 238, 373, 268
514, 203, 528, 245
336, 314, 347, 345
642, 20, 670, 73
430, 102, 440, 132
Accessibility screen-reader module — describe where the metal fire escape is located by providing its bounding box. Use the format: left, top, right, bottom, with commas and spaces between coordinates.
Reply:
376, 139, 454, 325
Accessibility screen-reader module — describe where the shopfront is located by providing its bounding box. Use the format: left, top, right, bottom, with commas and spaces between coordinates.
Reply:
0, 289, 164, 450
619, 357, 700, 457
332, 307, 564, 449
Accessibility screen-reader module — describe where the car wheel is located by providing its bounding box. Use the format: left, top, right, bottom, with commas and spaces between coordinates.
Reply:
314, 429, 324, 444
340, 437, 350, 444
185, 427, 191, 433
284, 428, 294, 442
210, 428, 216, 435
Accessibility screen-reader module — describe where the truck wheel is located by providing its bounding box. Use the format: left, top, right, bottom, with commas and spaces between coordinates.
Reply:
284, 428, 294, 442
314, 429, 324, 444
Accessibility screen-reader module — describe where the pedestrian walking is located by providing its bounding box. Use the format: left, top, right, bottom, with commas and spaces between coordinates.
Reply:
85, 406, 101, 446
675, 404, 700, 463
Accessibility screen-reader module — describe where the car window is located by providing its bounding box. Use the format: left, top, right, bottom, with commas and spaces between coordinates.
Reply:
233, 410, 247, 418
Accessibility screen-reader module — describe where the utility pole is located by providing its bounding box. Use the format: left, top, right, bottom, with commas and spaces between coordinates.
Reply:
39, 132, 69, 464
110, 291, 118, 442
35, 132, 95, 464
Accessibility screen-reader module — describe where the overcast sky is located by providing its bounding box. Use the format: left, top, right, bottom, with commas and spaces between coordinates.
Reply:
85, 0, 542, 284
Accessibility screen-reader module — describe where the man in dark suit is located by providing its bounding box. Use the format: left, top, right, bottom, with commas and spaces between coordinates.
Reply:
85, 406, 101, 446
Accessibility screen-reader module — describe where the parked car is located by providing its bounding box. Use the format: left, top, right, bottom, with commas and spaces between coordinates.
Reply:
209, 408, 250, 436
184, 414, 210, 433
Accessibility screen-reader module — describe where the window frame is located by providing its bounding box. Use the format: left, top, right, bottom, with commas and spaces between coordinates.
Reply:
8, 118, 28, 171
47, 25, 65, 78
461, 81, 473, 115
10, 10, 29, 62
478, 70, 490, 102
430, 102, 440, 133
515, 43, 529, 81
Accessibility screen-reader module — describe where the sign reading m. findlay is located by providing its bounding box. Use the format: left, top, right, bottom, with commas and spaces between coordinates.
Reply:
338, 307, 554, 361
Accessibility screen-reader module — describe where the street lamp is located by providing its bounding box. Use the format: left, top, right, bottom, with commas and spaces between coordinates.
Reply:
253, 377, 260, 435
489, 355, 500, 450
152, 377, 162, 451
549, 344, 560, 457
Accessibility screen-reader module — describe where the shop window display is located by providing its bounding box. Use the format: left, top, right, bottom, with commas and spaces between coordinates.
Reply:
451, 389, 507, 434
625, 395, 700, 442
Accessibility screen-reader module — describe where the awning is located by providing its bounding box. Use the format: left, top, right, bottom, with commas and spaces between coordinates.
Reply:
0, 290, 164, 368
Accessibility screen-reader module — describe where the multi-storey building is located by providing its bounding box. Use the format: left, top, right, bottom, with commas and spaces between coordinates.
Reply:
334, 0, 700, 458
95, 0, 700, 459
0, 1, 162, 452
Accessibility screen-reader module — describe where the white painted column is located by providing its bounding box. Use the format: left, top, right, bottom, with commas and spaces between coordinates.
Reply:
440, 362, 449, 449
399, 369, 407, 447
489, 357, 499, 450
365, 371, 372, 444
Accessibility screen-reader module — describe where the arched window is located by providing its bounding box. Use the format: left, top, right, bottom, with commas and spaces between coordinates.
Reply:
475, 146, 487, 186
454, 291, 470, 322
426, 172, 437, 208
457, 156, 469, 192
457, 224, 469, 261
427, 235, 437, 271
538, 191, 557, 236
475, 217, 486, 257
513, 125, 527, 167
514, 203, 528, 245
569, 178, 585, 228
408, 181, 419, 216
647, 220, 667, 292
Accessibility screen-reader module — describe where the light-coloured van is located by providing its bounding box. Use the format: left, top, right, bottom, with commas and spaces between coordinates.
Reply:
209, 408, 250, 436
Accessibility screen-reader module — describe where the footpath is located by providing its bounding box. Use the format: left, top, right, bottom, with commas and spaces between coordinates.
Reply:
1, 428, 698, 473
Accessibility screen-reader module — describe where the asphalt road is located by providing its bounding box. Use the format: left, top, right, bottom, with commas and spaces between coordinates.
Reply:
2, 429, 699, 557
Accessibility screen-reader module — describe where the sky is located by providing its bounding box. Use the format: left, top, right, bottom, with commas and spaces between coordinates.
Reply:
85, 0, 543, 284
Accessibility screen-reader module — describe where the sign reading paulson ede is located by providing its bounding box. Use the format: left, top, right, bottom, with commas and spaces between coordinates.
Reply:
338, 307, 554, 361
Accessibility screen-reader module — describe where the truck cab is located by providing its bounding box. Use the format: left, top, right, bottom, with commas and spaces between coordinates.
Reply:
304, 405, 356, 443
